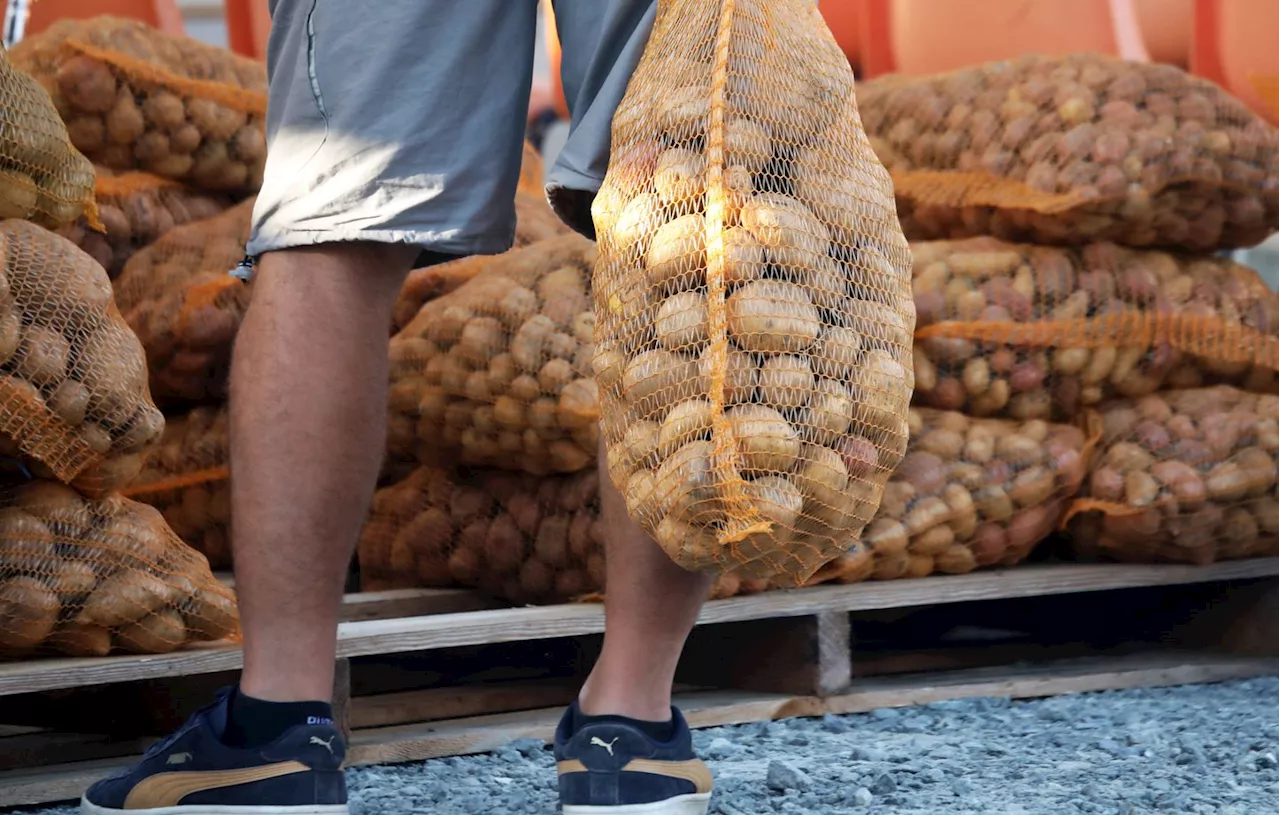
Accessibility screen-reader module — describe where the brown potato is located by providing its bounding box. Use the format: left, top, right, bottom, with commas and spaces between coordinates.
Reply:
726, 280, 821, 354
726, 405, 800, 474
0, 577, 60, 650
117, 608, 187, 654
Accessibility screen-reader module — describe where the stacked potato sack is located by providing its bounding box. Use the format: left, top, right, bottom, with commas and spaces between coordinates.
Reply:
856, 54, 1279, 569
358, 465, 772, 605
121, 407, 231, 569
1064, 387, 1277, 565
0, 222, 237, 656
590, 0, 914, 584
811, 407, 1088, 583
11, 17, 268, 193
58, 169, 233, 278
387, 234, 601, 476
0, 44, 97, 229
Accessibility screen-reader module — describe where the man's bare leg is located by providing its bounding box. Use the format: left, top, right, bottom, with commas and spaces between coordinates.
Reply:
579, 449, 715, 722
230, 243, 417, 703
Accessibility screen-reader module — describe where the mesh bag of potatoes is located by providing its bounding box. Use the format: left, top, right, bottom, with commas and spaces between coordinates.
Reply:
113, 198, 254, 405
857, 54, 1279, 251
0, 220, 164, 498
388, 234, 601, 475
0, 44, 98, 230
0, 479, 237, 656
1064, 387, 1278, 565
121, 406, 231, 569
808, 407, 1089, 585
358, 465, 763, 604
11, 17, 267, 193
591, 0, 914, 582
57, 169, 232, 278
912, 238, 1278, 421
391, 192, 573, 332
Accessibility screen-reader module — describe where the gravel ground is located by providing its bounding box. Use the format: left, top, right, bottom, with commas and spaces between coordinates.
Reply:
17, 677, 1278, 815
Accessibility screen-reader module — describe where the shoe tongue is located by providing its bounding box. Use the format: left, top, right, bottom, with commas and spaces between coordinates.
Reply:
204, 686, 235, 740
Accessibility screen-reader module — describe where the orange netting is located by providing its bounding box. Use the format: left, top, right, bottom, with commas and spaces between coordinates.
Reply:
121, 406, 230, 569
519, 141, 546, 197
591, 0, 915, 582
1063, 387, 1278, 565
113, 198, 253, 405
58, 169, 232, 277
0, 45, 98, 229
0, 220, 163, 497
0, 479, 237, 657
358, 464, 766, 604
911, 238, 1278, 421
856, 54, 1279, 251
391, 191, 573, 332
11, 17, 267, 193
388, 234, 601, 476
810, 407, 1088, 584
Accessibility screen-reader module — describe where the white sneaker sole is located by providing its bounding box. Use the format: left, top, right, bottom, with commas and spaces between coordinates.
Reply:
81, 799, 349, 815
562, 792, 712, 815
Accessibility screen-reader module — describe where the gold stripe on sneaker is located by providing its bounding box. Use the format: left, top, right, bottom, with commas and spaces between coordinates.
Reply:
557, 759, 587, 775
123, 761, 311, 809
621, 758, 714, 794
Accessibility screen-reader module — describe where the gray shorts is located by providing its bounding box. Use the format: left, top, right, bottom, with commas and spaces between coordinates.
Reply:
246, 0, 655, 258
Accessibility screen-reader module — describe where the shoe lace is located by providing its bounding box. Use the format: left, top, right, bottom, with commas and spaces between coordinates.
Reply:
140, 688, 233, 759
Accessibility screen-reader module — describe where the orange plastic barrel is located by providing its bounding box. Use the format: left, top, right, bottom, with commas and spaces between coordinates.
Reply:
1134, 0, 1192, 66
22, 0, 184, 38
818, 0, 861, 72
887, 0, 1123, 75
1218, 0, 1278, 123
224, 0, 272, 60
544, 0, 570, 120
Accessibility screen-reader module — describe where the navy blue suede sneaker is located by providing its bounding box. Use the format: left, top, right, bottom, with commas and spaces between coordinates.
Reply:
81, 687, 347, 815
554, 702, 712, 815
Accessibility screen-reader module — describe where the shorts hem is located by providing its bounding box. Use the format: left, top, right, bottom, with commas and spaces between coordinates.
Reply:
245, 229, 515, 258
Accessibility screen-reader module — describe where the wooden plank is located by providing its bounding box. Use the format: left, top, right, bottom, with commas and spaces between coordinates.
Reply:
349, 679, 581, 730
0, 651, 1270, 808
681, 612, 852, 696
340, 588, 501, 623
1, 560, 1274, 696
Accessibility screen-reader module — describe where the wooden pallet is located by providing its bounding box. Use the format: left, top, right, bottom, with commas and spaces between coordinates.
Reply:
0, 559, 1275, 808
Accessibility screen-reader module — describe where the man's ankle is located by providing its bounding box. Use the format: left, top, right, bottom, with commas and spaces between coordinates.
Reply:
222, 686, 335, 748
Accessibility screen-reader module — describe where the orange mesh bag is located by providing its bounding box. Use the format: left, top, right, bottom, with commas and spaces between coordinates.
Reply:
0, 220, 164, 498
519, 141, 546, 197
121, 406, 230, 569
11, 17, 267, 193
392, 192, 573, 332
911, 238, 1278, 421
0, 479, 237, 657
809, 407, 1088, 585
357, 465, 760, 604
58, 169, 232, 277
1064, 387, 1278, 565
113, 199, 254, 405
388, 234, 601, 476
0, 45, 98, 229
591, 0, 915, 582
857, 54, 1279, 251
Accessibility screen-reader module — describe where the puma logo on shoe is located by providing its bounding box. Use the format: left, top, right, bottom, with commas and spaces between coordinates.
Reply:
309, 736, 336, 755
590, 736, 619, 756
166, 753, 193, 766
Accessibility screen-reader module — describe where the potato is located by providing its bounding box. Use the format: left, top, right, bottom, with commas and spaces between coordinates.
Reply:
15, 325, 71, 386
726, 405, 800, 474
117, 608, 186, 654
653, 148, 706, 208
726, 280, 821, 354
611, 192, 665, 257
758, 355, 814, 412
658, 399, 714, 454
50, 621, 113, 656
740, 194, 830, 268
697, 347, 758, 406
654, 440, 723, 525
55, 55, 117, 113
621, 349, 698, 417
724, 118, 772, 174
655, 291, 708, 352
0, 171, 38, 220
77, 569, 175, 628
0, 577, 60, 650
186, 587, 239, 641
722, 227, 766, 285
645, 214, 706, 291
